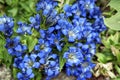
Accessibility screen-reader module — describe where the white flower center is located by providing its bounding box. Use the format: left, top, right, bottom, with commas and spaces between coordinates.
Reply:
68, 53, 76, 60
68, 31, 75, 37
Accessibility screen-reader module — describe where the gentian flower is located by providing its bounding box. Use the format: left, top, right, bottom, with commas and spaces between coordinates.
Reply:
17, 21, 32, 35
19, 54, 40, 70
47, 31, 63, 51
78, 0, 96, 17
5, 36, 27, 56
17, 68, 34, 80
34, 39, 51, 53
36, 0, 58, 12
45, 54, 60, 80
64, 47, 83, 66
61, 21, 81, 42
0, 15, 14, 37
29, 14, 41, 30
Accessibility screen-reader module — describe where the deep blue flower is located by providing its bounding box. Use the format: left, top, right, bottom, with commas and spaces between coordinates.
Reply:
39, 27, 55, 39
34, 39, 51, 53
86, 31, 101, 43
64, 47, 83, 66
92, 17, 106, 32
81, 60, 95, 73
61, 21, 81, 42
13, 56, 23, 68
17, 21, 32, 35
17, 68, 34, 80
45, 10, 59, 27
55, 19, 68, 30
65, 60, 95, 80
47, 31, 63, 51
63, 4, 72, 17
19, 54, 40, 70
78, 0, 96, 17
5, 36, 27, 56
45, 54, 60, 80
29, 14, 41, 30
0, 15, 14, 37
36, 0, 58, 12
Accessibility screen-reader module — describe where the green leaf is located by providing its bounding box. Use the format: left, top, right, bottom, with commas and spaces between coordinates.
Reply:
35, 72, 42, 80
115, 65, 120, 75
28, 0, 36, 13
0, 34, 12, 67
12, 68, 19, 79
104, 12, 120, 30
111, 46, 120, 62
8, 7, 18, 17
0, 0, 5, 4
59, 55, 66, 71
27, 36, 38, 52
96, 53, 112, 63
5, 0, 12, 5
113, 32, 120, 44
19, 2, 31, 12
108, 0, 120, 12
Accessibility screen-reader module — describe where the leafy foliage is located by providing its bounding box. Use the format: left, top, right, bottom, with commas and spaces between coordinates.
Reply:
0, 33, 12, 67
104, 0, 120, 30
94, 30, 120, 79
0, 0, 37, 21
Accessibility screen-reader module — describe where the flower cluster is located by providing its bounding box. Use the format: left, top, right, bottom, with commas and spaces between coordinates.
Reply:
0, 15, 14, 37
0, 0, 106, 80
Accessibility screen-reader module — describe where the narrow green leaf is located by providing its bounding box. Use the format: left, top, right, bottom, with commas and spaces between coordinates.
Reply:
59, 55, 66, 71
12, 68, 19, 79
96, 53, 108, 63
115, 65, 120, 75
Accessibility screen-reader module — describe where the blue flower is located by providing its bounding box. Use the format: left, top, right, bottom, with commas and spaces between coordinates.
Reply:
92, 17, 106, 32
34, 39, 51, 53
29, 14, 41, 30
45, 10, 59, 27
47, 31, 63, 51
17, 68, 34, 80
19, 54, 40, 70
65, 60, 95, 80
81, 60, 95, 73
86, 31, 101, 43
78, 0, 96, 17
61, 22, 81, 42
5, 36, 27, 56
13, 56, 23, 68
63, 4, 72, 17
0, 15, 14, 37
17, 21, 32, 35
64, 47, 83, 66
36, 0, 58, 12
45, 54, 60, 80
